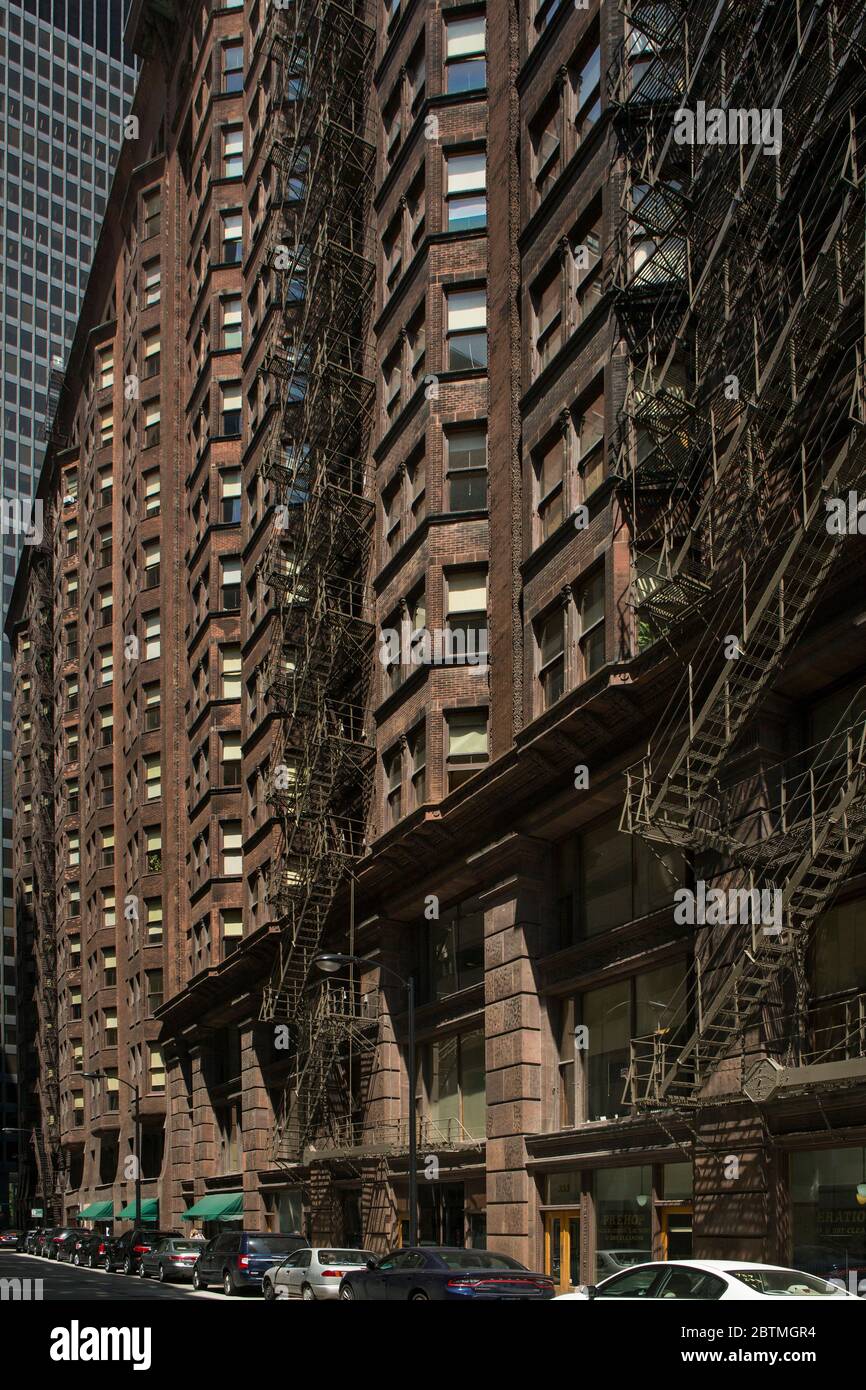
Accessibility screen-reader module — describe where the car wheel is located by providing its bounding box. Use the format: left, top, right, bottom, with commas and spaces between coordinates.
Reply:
193, 1267, 205, 1291
301, 1283, 315, 1302
139, 1262, 147, 1278
410, 1291, 429, 1301
339, 1284, 355, 1300
263, 1279, 276, 1301
158, 1265, 167, 1283
123, 1257, 133, 1276
103, 1256, 112, 1272
72, 1253, 80, 1267
223, 1271, 237, 1297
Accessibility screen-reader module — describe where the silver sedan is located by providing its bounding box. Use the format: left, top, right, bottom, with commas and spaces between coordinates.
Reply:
263, 1247, 377, 1301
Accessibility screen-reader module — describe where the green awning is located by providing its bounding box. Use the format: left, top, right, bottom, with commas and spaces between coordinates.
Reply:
181, 1192, 244, 1221
79, 1201, 115, 1220
117, 1197, 160, 1222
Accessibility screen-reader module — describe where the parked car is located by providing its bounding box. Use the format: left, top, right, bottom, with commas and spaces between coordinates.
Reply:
17, 1230, 35, 1252
554, 1260, 861, 1300
139, 1237, 203, 1284
104, 1228, 180, 1275
71, 1230, 110, 1269
0, 1230, 21, 1248
32, 1228, 50, 1256
339, 1247, 556, 1301
193, 1231, 309, 1296
46, 1228, 80, 1262
263, 1246, 376, 1301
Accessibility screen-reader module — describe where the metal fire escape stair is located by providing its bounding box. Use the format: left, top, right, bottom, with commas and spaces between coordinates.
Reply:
256, 0, 378, 1166
624, 696, 866, 1106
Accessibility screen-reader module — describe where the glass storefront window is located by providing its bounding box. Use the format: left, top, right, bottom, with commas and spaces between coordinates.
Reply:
584, 979, 630, 1120
791, 1147, 866, 1290
425, 1029, 486, 1141
663, 1161, 693, 1200
430, 911, 483, 998
635, 961, 686, 1039
594, 1167, 653, 1280
813, 899, 866, 997
561, 817, 684, 939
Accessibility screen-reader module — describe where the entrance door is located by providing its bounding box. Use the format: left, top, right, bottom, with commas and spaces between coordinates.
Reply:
544, 1210, 581, 1294
661, 1205, 693, 1260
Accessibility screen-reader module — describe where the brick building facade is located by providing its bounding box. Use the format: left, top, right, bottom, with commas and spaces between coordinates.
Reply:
8, 0, 866, 1291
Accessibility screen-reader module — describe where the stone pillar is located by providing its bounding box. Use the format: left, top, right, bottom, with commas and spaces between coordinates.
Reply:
480, 836, 550, 1267
190, 1042, 216, 1195
160, 1041, 193, 1226
240, 1022, 270, 1229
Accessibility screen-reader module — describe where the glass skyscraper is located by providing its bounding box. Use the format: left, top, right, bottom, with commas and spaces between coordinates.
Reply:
0, 0, 136, 1224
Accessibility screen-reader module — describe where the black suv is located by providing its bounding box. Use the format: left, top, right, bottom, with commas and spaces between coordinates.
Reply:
105, 1228, 180, 1275
193, 1231, 308, 1295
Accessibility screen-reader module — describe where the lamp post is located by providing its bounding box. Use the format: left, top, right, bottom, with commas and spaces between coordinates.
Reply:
84, 1072, 141, 1225
315, 952, 417, 1247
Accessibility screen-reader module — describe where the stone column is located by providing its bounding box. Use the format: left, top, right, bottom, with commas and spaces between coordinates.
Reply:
479, 835, 551, 1267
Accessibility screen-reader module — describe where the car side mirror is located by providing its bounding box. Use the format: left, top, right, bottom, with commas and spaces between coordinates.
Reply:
581, 1284, 598, 1299
366, 1258, 377, 1270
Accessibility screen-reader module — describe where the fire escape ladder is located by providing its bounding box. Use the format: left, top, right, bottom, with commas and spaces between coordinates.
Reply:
256, 0, 377, 1160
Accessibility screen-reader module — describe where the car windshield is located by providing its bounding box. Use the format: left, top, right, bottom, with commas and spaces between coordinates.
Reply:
435, 1251, 527, 1271
727, 1268, 847, 1297
246, 1237, 301, 1255
316, 1250, 374, 1264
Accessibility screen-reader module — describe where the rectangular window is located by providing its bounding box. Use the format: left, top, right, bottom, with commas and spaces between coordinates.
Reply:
538, 606, 565, 708
221, 381, 242, 434
221, 209, 243, 261
446, 152, 487, 231
98, 346, 114, 390
144, 400, 161, 448
222, 43, 244, 93
445, 14, 486, 94
385, 745, 402, 828
143, 328, 161, 378
446, 710, 489, 790
447, 288, 487, 371
578, 569, 605, 677
221, 731, 243, 785
221, 468, 242, 523
144, 753, 162, 801
144, 612, 161, 660
536, 433, 564, 541
533, 263, 562, 369
221, 556, 242, 610
445, 569, 487, 656
144, 469, 161, 516
222, 821, 243, 875
146, 897, 164, 943
143, 187, 161, 239
223, 124, 243, 177
410, 722, 427, 807
143, 259, 161, 306
221, 294, 242, 349
221, 643, 242, 698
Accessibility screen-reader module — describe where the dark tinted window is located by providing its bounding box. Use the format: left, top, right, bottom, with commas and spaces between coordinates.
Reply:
657, 1267, 726, 1300
435, 1251, 527, 1271
596, 1266, 664, 1299
245, 1236, 302, 1255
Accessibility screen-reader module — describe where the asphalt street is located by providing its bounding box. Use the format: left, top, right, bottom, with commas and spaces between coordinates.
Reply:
0, 1251, 254, 1302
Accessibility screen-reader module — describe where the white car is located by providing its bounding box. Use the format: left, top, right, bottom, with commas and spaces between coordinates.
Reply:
555, 1260, 860, 1300
262, 1246, 377, 1301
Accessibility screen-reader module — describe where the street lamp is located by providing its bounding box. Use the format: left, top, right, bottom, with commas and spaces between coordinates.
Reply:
315, 952, 418, 1248
84, 1072, 141, 1226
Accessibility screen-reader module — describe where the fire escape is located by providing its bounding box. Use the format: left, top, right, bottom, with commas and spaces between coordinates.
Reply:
29, 515, 65, 1221
256, 0, 378, 1166
609, 0, 866, 1107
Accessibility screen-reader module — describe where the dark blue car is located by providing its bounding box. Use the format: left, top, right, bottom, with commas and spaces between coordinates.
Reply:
339, 1247, 555, 1300
193, 1231, 308, 1295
